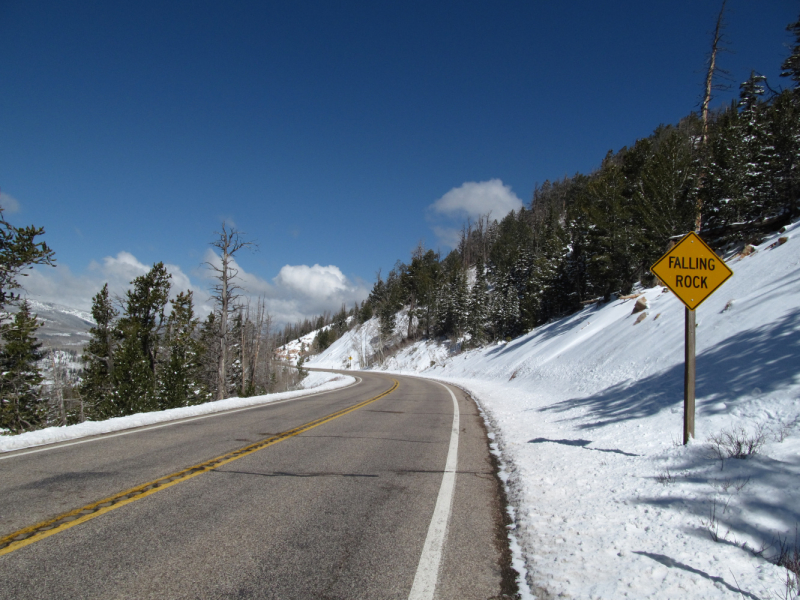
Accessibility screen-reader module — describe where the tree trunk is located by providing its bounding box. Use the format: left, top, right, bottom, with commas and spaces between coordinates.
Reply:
406, 295, 415, 340
698, 0, 728, 232
208, 222, 254, 400
217, 250, 229, 399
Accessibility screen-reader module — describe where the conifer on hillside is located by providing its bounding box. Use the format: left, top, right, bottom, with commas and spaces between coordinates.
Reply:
80, 284, 118, 419
113, 263, 171, 415
159, 291, 207, 408
0, 207, 55, 312
0, 301, 45, 433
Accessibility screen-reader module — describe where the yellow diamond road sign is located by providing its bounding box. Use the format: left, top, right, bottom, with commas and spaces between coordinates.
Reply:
650, 231, 733, 311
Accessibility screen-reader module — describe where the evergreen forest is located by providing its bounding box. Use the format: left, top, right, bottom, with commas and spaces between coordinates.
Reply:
355, 14, 800, 349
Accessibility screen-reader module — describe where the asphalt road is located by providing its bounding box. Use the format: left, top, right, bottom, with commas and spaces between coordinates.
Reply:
0, 371, 514, 599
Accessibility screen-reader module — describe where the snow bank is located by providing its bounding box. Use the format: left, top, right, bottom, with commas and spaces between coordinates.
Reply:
318, 222, 800, 599
0, 371, 355, 453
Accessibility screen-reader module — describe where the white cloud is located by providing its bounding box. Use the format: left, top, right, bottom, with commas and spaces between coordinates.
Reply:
24, 252, 210, 314
91, 251, 150, 283
22, 247, 368, 328
21, 265, 100, 312
430, 179, 523, 221
428, 179, 524, 249
199, 250, 368, 325
0, 191, 22, 215
199, 248, 274, 299
274, 264, 349, 298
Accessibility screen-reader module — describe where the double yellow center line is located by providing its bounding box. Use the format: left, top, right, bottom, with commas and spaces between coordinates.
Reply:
0, 378, 399, 557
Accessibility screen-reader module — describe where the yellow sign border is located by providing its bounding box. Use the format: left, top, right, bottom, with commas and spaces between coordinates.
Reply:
650, 231, 733, 311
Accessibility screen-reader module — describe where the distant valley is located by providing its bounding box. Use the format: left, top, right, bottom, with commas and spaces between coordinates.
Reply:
5, 300, 93, 351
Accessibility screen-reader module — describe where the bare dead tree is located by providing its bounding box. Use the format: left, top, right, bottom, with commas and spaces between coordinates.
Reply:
49, 350, 67, 426
205, 223, 254, 400
701, 0, 729, 145
254, 301, 273, 391
43, 348, 83, 425
697, 0, 731, 232
458, 219, 472, 267
236, 296, 271, 395
239, 304, 251, 395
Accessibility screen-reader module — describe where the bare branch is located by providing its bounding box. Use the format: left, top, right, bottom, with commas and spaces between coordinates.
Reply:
205, 221, 256, 400
701, 0, 730, 146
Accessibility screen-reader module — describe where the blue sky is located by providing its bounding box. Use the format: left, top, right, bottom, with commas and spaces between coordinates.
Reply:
0, 0, 796, 324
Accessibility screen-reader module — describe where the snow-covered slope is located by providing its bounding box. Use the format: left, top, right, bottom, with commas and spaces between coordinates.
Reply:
312, 222, 800, 599
4, 300, 94, 350
274, 328, 321, 362
307, 309, 415, 370
275, 317, 358, 363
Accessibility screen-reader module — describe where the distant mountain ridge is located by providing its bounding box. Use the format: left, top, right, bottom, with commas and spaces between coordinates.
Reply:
4, 299, 94, 351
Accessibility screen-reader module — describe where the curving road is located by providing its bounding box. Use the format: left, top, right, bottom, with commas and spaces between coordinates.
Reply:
0, 371, 514, 599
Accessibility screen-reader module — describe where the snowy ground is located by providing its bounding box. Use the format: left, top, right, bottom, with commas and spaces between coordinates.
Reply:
0, 371, 355, 453
310, 223, 800, 599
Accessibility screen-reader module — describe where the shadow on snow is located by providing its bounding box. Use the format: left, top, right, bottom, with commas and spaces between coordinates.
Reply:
540, 308, 800, 429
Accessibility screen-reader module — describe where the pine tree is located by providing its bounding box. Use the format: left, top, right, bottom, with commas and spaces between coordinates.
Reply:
467, 259, 489, 344
582, 158, 640, 298
0, 301, 45, 433
768, 90, 800, 218
450, 267, 469, 340
703, 102, 746, 233
631, 126, 697, 243
533, 216, 571, 324
358, 300, 373, 324
377, 301, 397, 346
197, 312, 221, 398
113, 263, 171, 415
398, 249, 440, 339
781, 15, 800, 90
0, 207, 56, 311
80, 284, 118, 419
113, 327, 154, 415
226, 311, 244, 396
159, 291, 206, 409
490, 271, 521, 340
369, 270, 402, 351
433, 251, 468, 339
738, 72, 774, 222
702, 74, 775, 238
562, 175, 594, 304
0, 205, 54, 432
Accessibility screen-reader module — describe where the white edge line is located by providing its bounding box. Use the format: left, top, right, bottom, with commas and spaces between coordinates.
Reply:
381, 370, 536, 599
0, 376, 362, 461
407, 380, 460, 600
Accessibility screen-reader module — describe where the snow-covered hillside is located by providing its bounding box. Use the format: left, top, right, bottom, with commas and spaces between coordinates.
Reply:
305, 310, 415, 370
275, 317, 372, 369
310, 222, 800, 599
274, 328, 320, 362
274, 318, 358, 363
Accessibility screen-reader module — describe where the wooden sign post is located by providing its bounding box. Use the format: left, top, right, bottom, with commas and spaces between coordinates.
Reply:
651, 232, 733, 444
